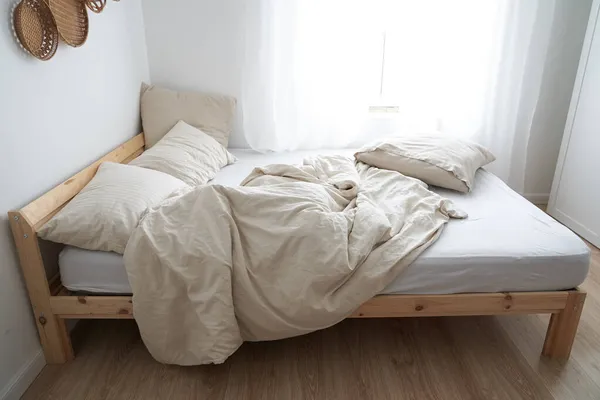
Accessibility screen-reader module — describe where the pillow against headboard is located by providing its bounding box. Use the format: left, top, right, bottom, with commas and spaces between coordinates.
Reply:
131, 120, 236, 186
141, 83, 236, 149
38, 162, 188, 254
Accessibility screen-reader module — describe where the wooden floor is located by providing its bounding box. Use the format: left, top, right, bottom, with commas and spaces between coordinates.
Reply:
22, 248, 600, 400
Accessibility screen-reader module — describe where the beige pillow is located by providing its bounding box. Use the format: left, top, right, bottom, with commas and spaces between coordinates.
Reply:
131, 120, 236, 186
38, 162, 188, 254
141, 84, 236, 149
355, 136, 495, 192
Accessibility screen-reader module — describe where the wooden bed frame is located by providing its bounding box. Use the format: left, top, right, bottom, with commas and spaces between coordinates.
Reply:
9, 134, 587, 364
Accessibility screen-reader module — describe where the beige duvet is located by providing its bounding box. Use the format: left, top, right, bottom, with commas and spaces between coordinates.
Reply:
123, 156, 465, 365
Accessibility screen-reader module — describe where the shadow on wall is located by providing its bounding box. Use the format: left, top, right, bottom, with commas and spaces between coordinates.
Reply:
523, 0, 593, 200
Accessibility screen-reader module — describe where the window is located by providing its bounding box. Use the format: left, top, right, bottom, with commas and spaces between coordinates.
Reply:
365, 1, 502, 132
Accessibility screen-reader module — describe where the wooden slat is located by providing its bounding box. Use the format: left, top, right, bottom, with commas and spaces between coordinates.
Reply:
56, 286, 70, 297
20, 133, 145, 229
57, 314, 134, 320
48, 273, 63, 296
50, 295, 134, 319
8, 211, 74, 363
350, 292, 570, 318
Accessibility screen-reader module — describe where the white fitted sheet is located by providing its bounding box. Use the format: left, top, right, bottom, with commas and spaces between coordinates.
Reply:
59, 149, 590, 294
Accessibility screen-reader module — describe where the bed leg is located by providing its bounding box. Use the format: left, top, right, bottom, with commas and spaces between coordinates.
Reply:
9, 211, 74, 364
36, 315, 74, 364
542, 290, 586, 360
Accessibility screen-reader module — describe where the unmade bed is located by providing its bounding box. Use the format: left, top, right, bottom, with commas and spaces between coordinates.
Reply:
58, 149, 590, 296
8, 134, 590, 365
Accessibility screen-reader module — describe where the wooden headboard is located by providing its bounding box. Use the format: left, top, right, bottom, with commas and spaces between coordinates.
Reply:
15, 133, 145, 231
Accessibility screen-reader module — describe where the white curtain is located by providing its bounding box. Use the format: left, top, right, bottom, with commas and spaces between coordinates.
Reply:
242, 0, 562, 191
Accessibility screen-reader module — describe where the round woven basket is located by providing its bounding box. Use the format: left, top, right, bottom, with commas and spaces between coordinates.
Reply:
12, 0, 59, 61
47, 0, 88, 47
85, 0, 105, 13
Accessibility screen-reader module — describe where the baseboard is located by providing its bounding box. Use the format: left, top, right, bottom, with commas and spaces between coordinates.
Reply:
0, 351, 45, 400
523, 193, 550, 204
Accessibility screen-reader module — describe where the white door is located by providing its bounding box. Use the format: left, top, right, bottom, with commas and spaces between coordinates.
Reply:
548, 0, 600, 246
548, 0, 600, 247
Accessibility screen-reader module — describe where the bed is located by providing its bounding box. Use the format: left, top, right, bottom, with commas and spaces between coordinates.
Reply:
9, 134, 589, 364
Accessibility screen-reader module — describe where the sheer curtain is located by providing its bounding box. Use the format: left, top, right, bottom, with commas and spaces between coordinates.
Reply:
242, 0, 560, 190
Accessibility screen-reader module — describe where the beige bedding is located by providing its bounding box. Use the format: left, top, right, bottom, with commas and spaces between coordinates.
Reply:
123, 156, 465, 365
355, 136, 495, 192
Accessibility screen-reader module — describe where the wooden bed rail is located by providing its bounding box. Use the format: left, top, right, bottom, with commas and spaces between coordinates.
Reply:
45, 289, 586, 361
48, 291, 572, 320
20, 134, 145, 231
50, 296, 135, 319
350, 292, 570, 317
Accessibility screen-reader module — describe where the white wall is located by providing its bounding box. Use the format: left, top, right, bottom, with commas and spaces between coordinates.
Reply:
0, 0, 149, 398
143, 0, 591, 199
142, 0, 248, 148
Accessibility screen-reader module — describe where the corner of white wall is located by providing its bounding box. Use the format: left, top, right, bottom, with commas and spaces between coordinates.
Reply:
135, 0, 151, 84
523, 193, 550, 205
0, 351, 44, 400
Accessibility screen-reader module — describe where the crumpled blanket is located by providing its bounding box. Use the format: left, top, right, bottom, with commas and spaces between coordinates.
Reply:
123, 155, 466, 365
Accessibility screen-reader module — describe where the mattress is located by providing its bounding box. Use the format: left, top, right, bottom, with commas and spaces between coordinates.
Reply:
58, 149, 590, 295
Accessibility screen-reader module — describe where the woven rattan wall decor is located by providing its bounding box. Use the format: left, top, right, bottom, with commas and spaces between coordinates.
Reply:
11, 0, 121, 61
85, 0, 106, 14
47, 0, 88, 47
11, 0, 59, 61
